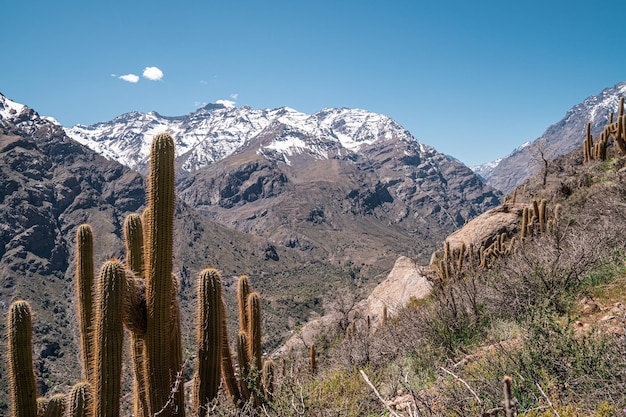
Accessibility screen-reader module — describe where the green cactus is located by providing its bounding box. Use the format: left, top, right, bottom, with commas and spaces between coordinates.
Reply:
143, 132, 176, 417
75, 224, 95, 385
169, 276, 185, 417
237, 274, 250, 334
36, 397, 48, 417
220, 298, 242, 405
309, 343, 317, 375
124, 213, 144, 277
247, 292, 263, 374
8, 300, 38, 417
236, 331, 251, 402
92, 260, 126, 417
67, 383, 92, 417
41, 394, 65, 417
262, 359, 276, 402
123, 212, 149, 417
193, 268, 223, 417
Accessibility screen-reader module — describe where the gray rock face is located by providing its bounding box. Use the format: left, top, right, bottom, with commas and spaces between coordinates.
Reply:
178, 120, 501, 264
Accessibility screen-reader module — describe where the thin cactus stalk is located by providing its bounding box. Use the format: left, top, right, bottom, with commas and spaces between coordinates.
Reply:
37, 397, 48, 417
123, 212, 150, 417
503, 376, 515, 417
75, 224, 95, 385
8, 300, 38, 417
143, 133, 176, 417
247, 291, 263, 406
262, 359, 275, 402
237, 331, 252, 403
193, 268, 223, 417
539, 199, 547, 233
220, 299, 242, 405
92, 260, 126, 417
237, 275, 250, 334
67, 382, 92, 417
247, 292, 263, 373
169, 276, 185, 417
41, 394, 66, 417
124, 213, 144, 277
309, 343, 317, 375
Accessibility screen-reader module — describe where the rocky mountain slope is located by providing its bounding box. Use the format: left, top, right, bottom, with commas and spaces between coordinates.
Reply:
66, 101, 502, 263
476, 81, 626, 193
0, 95, 383, 410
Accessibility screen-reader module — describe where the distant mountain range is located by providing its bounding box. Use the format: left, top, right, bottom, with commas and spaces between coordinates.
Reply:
64, 100, 501, 262
474, 81, 626, 193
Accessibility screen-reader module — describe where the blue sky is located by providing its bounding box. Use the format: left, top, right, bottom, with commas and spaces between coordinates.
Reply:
2, 0, 625, 167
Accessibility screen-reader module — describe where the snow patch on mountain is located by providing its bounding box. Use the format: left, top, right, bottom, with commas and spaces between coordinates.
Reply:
0, 94, 26, 121
65, 104, 421, 174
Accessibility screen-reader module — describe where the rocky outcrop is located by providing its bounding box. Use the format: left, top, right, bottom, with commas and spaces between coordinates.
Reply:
276, 256, 433, 355
444, 203, 523, 253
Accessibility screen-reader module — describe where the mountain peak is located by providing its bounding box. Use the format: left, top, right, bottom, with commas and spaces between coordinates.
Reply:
65, 104, 425, 174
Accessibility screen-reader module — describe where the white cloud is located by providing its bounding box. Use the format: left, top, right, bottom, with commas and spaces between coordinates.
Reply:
143, 66, 164, 81
200, 80, 208, 85
230, 93, 239, 100
216, 99, 236, 108
119, 74, 139, 83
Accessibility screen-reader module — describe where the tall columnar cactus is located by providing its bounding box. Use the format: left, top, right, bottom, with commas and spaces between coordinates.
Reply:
42, 394, 66, 417
262, 359, 275, 402
247, 291, 263, 405
169, 276, 185, 417
143, 132, 176, 417
237, 275, 250, 333
8, 300, 38, 417
123, 213, 149, 417
193, 268, 223, 417
236, 331, 251, 402
247, 292, 263, 373
75, 224, 95, 385
309, 343, 317, 375
67, 382, 92, 417
92, 260, 126, 417
124, 213, 144, 277
220, 299, 242, 405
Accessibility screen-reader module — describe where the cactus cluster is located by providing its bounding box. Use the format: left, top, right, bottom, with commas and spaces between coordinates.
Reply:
6, 132, 272, 416
583, 96, 626, 162
219, 274, 275, 409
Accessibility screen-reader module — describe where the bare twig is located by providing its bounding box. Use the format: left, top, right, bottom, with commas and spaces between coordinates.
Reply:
440, 366, 482, 404
535, 382, 561, 417
360, 369, 402, 417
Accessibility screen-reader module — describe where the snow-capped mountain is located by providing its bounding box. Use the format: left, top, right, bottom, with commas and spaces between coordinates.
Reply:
66, 101, 501, 262
0, 93, 61, 134
65, 103, 424, 175
477, 81, 626, 193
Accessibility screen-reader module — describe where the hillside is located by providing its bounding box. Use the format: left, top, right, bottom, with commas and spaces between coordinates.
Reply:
269, 117, 626, 416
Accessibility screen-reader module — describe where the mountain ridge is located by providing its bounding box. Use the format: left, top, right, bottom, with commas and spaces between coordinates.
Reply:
476, 81, 626, 193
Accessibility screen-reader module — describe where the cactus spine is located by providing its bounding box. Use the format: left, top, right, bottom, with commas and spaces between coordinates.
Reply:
143, 132, 176, 417
67, 382, 92, 417
92, 260, 126, 417
193, 268, 223, 417
8, 300, 38, 417
75, 224, 95, 385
